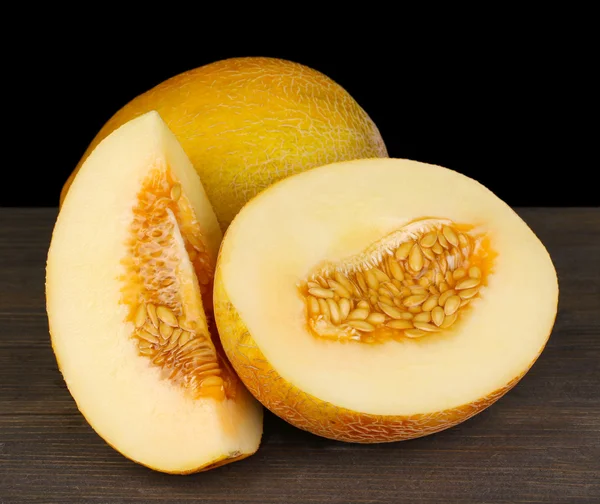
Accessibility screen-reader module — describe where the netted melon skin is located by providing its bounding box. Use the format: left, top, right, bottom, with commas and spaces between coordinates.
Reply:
60, 57, 389, 229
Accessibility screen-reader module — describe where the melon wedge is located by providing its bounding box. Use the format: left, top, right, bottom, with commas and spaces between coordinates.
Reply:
214, 158, 558, 443
46, 111, 262, 473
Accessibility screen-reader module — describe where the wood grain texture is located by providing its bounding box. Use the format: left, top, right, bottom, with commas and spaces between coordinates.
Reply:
0, 207, 599, 504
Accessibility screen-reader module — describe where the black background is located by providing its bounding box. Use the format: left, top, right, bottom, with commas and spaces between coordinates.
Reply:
7, 34, 593, 208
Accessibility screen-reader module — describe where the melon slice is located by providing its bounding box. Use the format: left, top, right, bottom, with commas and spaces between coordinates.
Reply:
214, 158, 558, 443
46, 111, 262, 473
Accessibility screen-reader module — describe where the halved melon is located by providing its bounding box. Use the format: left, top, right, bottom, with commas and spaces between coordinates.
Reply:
214, 158, 558, 443
46, 111, 262, 473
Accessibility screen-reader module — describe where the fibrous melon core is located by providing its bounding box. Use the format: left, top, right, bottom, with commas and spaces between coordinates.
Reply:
301, 218, 493, 343
120, 167, 234, 400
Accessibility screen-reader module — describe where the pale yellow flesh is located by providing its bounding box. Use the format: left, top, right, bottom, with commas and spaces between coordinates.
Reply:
218, 158, 558, 416
46, 111, 262, 473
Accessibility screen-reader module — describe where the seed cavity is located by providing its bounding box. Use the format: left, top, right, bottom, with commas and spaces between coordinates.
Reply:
130, 303, 229, 400
301, 218, 490, 343
122, 167, 233, 401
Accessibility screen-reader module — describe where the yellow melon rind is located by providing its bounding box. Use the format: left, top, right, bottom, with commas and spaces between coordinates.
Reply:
214, 268, 551, 443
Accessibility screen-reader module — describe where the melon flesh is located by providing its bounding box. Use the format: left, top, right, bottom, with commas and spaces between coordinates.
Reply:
46, 111, 262, 473
214, 158, 558, 442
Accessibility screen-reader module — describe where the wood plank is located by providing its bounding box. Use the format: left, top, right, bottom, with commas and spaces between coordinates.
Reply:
1, 208, 599, 503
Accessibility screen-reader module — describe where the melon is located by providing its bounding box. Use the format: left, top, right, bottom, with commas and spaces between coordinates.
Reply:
46, 111, 262, 473
60, 57, 388, 228
214, 158, 559, 443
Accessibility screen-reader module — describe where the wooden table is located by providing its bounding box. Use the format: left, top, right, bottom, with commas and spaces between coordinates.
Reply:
1, 208, 598, 504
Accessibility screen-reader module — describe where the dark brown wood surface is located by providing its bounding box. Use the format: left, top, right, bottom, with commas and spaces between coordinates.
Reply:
1, 208, 599, 504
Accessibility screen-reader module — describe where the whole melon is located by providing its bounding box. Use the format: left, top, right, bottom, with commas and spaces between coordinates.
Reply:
61, 57, 388, 228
